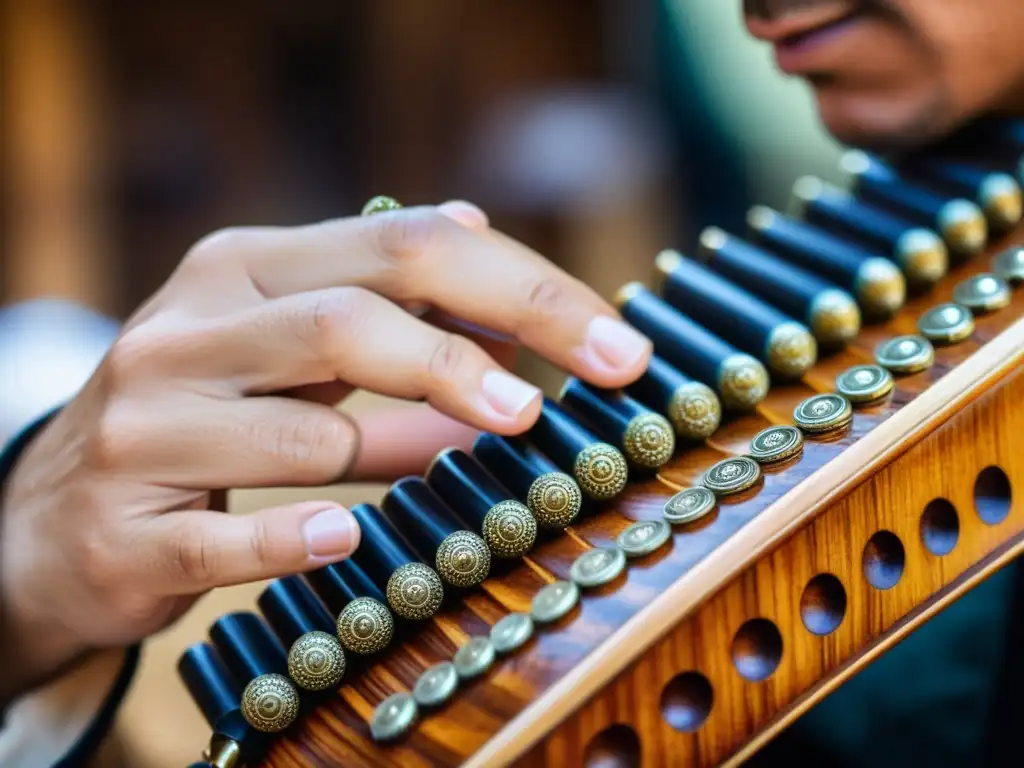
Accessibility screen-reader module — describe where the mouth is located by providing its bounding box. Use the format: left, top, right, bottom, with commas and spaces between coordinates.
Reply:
746, 2, 867, 74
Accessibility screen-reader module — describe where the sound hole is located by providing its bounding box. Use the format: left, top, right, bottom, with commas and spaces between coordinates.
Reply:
800, 574, 846, 636
974, 466, 1012, 525
583, 724, 641, 768
920, 498, 959, 556
731, 618, 783, 682
660, 671, 713, 733
862, 531, 905, 590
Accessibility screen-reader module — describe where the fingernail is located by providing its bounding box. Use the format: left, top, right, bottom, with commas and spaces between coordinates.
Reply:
584, 315, 651, 370
481, 370, 541, 419
303, 507, 360, 558
438, 200, 489, 230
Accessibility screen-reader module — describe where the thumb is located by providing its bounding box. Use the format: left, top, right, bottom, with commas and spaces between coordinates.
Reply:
141, 501, 361, 594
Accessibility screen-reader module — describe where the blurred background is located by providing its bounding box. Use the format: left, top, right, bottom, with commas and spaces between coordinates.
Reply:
1, 1, 844, 765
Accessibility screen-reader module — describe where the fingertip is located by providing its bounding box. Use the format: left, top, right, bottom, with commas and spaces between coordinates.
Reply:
438, 200, 489, 230
301, 504, 360, 561
574, 316, 653, 387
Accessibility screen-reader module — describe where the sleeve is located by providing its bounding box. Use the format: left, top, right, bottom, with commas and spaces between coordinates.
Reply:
0, 411, 142, 768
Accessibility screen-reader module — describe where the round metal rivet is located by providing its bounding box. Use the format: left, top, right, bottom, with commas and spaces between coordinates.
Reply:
435, 531, 491, 588
413, 662, 459, 708
531, 580, 580, 624
453, 636, 496, 680
287, 631, 346, 692
747, 425, 804, 464
490, 613, 534, 654
663, 487, 717, 525
616, 519, 672, 558
573, 443, 629, 500
241, 674, 300, 733
807, 288, 861, 347
701, 456, 762, 496
337, 597, 394, 655
482, 500, 537, 558
993, 246, 1024, 284
386, 563, 444, 621
835, 365, 894, 404
952, 273, 1012, 313
370, 692, 417, 742
765, 322, 817, 378
874, 335, 935, 375
570, 547, 627, 589
917, 303, 975, 345
623, 413, 676, 469
793, 393, 854, 433
668, 382, 722, 440
717, 354, 770, 411
526, 473, 582, 529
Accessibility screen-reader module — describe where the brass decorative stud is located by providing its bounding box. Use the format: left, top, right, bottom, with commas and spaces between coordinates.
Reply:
453, 636, 496, 680
490, 613, 535, 654
793, 393, 854, 433
526, 472, 582, 529
766, 322, 818, 379
806, 289, 861, 347
387, 563, 444, 621
240, 673, 300, 733
413, 662, 459, 708
978, 173, 1023, 232
917, 303, 975, 345
874, 335, 935, 375
616, 519, 672, 558
894, 228, 948, 289
361, 195, 402, 216
993, 245, 1024, 284
336, 597, 394, 655
435, 531, 491, 588
835, 364, 894, 404
747, 425, 804, 464
572, 442, 629, 500
570, 547, 627, 589
663, 487, 716, 525
937, 199, 988, 258
531, 580, 581, 624
623, 412, 676, 469
854, 257, 906, 320
717, 354, 770, 411
952, 273, 1012, 313
701, 456, 763, 496
667, 381, 722, 440
207, 734, 242, 768
482, 500, 537, 558
287, 631, 346, 692
370, 692, 417, 742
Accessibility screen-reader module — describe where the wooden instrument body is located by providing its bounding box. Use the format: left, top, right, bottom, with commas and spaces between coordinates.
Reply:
261, 250, 1024, 768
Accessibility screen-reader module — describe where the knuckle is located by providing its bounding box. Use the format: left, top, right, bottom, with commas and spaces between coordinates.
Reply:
299, 289, 369, 364
185, 226, 247, 266
82, 406, 128, 471
77, 529, 120, 591
427, 333, 475, 383
371, 208, 451, 265
268, 413, 355, 481
172, 524, 218, 585
525, 276, 570, 324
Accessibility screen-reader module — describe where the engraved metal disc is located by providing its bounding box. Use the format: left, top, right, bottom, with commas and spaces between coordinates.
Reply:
336, 597, 394, 655
663, 487, 716, 525
241, 673, 300, 733
917, 302, 975, 345
854, 257, 906, 320
361, 195, 402, 216
717, 355, 770, 411
874, 335, 936, 375
623, 413, 676, 469
895, 228, 948, 288
793, 393, 854, 433
700, 456, 763, 496
572, 442, 629, 500
412, 662, 459, 708
835, 364, 894, 404
386, 563, 444, 621
807, 289, 861, 347
370, 692, 417, 742
453, 636, 496, 680
570, 547, 627, 588
435, 531, 491, 588
747, 425, 804, 464
765, 322, 817, 378
993, 245, 1024, 284
616, 519, 672, 558
952, 273, 1012, 313
287, 631, 346, 692
490, 613, 535, 654
667, 381, 722, 440
530, 580, 580, 624
526, 472, 582, 529
482, 500, 537, 558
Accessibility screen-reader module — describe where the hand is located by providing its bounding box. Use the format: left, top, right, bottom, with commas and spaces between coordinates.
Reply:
0, 200, 652, 702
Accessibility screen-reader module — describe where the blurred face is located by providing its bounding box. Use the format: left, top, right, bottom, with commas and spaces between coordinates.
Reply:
744, 0, 1024, 149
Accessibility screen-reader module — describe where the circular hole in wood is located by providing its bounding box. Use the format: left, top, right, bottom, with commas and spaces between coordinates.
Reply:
862, 530, 905, 590
660, 671, 713, 733
920, 498, 959, 556
583, 724, 641, 768
800, 574, 846, 636
974, 466, 1012, 525
731, 618, 783, 682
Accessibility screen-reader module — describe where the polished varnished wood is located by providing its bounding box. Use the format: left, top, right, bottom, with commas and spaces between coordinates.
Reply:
261, 231, 1024, 767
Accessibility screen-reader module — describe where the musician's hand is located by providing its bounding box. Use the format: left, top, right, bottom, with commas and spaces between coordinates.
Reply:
0, 200, 651, 702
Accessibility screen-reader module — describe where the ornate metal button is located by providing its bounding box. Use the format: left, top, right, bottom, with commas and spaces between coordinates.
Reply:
623, 413, 676, 469
835, 364, 894, 404
337, 597, 394, 655
895, 228, 948, 288
482, 500, 537, 558
952, 273, 1012, 312
854, 257, 906, 319
668, 381, 722, 440
793, 393, 854, 433
663, 487, 716, 525
241, 674, 300, 733
370, 692, 417, 742
717, 354, 770, 411
747, 425, 804, 464
387, 563, 444, 621
435, 531, 491, 588
287, 631, 346, 692
413, 662, 459, 708
526, 472, 582, 529
490, 613, 534, 654
917, 303, 975, 345
616, 519, 672, 558
701, 456, 762, 495
766, 322, 818, 378
361, 195, 402, 216
807, 288, 861, 347
531, 580, 580, 624
874, 335, 935, 374
453, 636, 496, 680
573, 443, 629, 500
993, 246, 1024, 284
570, 547, 627, 588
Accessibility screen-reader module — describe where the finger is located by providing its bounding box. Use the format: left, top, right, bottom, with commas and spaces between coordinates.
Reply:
137, 501, 360, 594
437, 199, 489, 230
